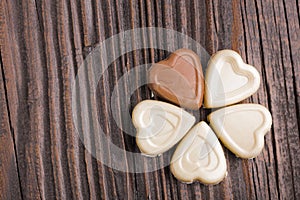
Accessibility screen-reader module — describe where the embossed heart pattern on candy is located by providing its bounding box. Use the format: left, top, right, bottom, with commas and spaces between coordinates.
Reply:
132, 49, 272, 185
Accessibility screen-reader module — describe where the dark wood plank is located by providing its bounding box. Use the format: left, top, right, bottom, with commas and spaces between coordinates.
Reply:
0, 0, 299, 199
239, 0, 300, 199
0, 56, 22, 200
1, 0, 47, 199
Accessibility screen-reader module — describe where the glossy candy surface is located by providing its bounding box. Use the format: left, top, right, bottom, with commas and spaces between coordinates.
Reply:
148, 49, 205, 110
132, 100, 195, 156
204, 50, 260, 108
208, 104, 272, 158
170, 121, 227, 184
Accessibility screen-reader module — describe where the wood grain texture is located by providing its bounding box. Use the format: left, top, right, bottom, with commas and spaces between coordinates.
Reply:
0, 0, 299, 199
0, 56, 22, 200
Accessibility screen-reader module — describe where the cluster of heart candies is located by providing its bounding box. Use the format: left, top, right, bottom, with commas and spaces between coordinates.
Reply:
131, 49, 272, 184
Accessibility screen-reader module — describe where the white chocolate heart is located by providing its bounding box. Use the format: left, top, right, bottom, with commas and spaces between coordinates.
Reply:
132, 100, 195, 156
170, 121, 227, 184
204, 50, 260, 108
208, 104, 272, 158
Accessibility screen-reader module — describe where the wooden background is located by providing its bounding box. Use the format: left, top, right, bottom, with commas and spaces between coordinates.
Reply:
0, 0, 299, 199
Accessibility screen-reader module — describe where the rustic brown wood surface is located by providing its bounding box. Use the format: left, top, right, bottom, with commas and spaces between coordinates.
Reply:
0, 0, 299, 199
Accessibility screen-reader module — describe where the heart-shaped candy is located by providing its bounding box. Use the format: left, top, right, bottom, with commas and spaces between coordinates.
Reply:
132, 100, 195, 156
204, 50, 260, 108
148, 49, 204, 110
208, 104, 272, 158
170, 121, 227, 184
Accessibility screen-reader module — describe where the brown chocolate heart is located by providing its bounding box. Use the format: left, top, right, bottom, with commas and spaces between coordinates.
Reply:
148, 49, 204, 109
